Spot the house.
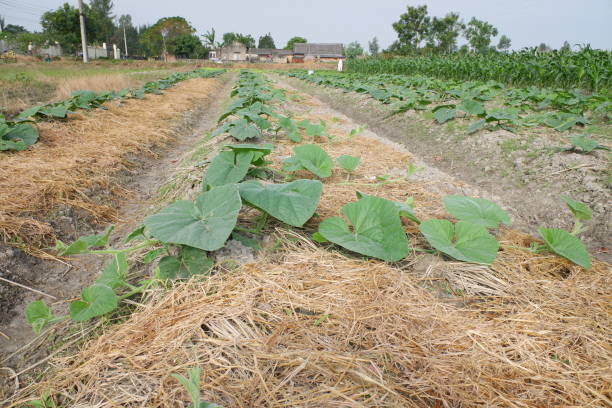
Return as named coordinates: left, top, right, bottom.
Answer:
left=247, top=48, right=293, bottom=63
left=218, top=42, right=248, bottom=61
left=293, top=43, right=345, bottom=62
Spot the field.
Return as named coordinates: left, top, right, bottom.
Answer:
left=0, top=56, right=610, bottom=408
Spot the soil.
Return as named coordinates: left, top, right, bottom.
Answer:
left=279, top=75, right=612, bottom=262
left=0, top=73, right=236, bottom=366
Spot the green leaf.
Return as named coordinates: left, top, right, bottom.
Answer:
left=311, top=231, right=329, bottom=243
left=16, top=105, right=43, bottom=121
left=40, top=105, right=69, bottom=118
left=143, top=247, right=167, bottom=263
left=56, top=226, right=114, bottom=256
left=569, top=134, right=608, bottom=153
left=283, top=144, right=333, bottom=178
left=538, top=227, right=591, bottom=269
left=561, top=195, right=592, bottom=221
left=124, top=225, right=145, bottom=243
left=355, top=191, right=420, bottom=224
left=277, top=116, right=301, bottom=142
left=239, top=180, right=323, bottom=227
left=231, top=231, right=261, bottom=250
left=3, top=124, right=39, bottom=146
left=459, top=99, right=485, bottom=115
left=443, top=195, right=511, bottom=228
left=25, top=300, right=53, bottom=334
left=336, top=155, right=361, bottom=173
left=158, top=246, right=213, bottom=280
left=204, top=151, right=254, bottom=188
left=419, top=220, right=499, bottom=265
left=96, top=253, right=128, bottom=289
left=297, top=119, right=327, bottom=138
left=0, top=138, right=28, bottom=151
left=144, top=184, right=241, bottom=251
left=467, top=119, right=486, bottom=134
left=433, top=107, right=457, bottom=124
left=318, top=196, right=409, bottom=262
left=69, top=284, right=119, bottom=322
left=224, top=143, right=274, bottom=166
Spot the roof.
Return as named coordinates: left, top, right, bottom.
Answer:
left=293, top=43, right=344, bottom=56
left=249, top=48, right=293, bottom=56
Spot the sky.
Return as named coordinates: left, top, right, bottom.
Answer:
left=3, top=0, right=612, bottom=51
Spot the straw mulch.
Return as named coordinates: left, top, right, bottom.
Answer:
left=10, top=234, right=610, bottom=407
left=7, top=77, right=611, bottom=408
left=0, top=77, right=224, bottom=251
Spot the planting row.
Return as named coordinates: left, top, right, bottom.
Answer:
left=0, top=68, right=225, bottom=152
left=285, top=70, right=610, bottom=150
left=25, top=71, right=595, bottom=336
left=347, top=47, right=612, bottom=92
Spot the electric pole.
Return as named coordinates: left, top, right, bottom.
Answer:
left=123, top=24, right=128, bottom=58
left=78, top=0, right=89, bottom=62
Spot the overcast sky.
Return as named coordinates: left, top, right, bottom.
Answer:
left=4, top=0, right=612, bottom=50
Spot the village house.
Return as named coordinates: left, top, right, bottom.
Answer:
left=213, top=42, right=346, bottom=63
left=293, top=43, right=345, bottom=62
left=247, top=48, right=293, bottom=63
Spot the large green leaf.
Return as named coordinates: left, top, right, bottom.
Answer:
left=467, top=119, right=486, bottom=134
left=239, top=180, right=323, bottom=227
left=204, top=151, right=254, bottom=188
left=443, top=195, right=511, bottom=228
left=283, top=144, right=333, bottom=178
left=459, top=99, right=485, bottom=115
left=569, top=134, right=609, bottom=153
left=419, top=219, right=499, bottom=265
left=213, top=119, right=262, bottom=141
left=561, top=195, right=592, bottom=221
left=355, top=191, right=420, bottom=224
left=276, top=116, right=301, bottom=142
left=96, top=253, right=128, bottom=289
left=69, top=284, right=119, bottom=322
left=157, top=246, right=213, bottom=280
left=318, top=196, right=409, bottom=262
left=144, top=184, right=241, bottom=251
left=433, top=107, right=457, bottom=124
left=3, top=124, right=39, bottom=146
left=297, top=119, right=327, bottom=138
left=224, top=143, right=274, bottom=166
left=336, top=155, right=361, bottom=173
left=538, top=227, right=591, bottom=269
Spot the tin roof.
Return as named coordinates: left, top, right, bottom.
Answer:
left=293, top=43, right=344, bottom=56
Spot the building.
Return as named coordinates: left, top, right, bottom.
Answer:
left=218, top=42, right=248, bottom=61
left=293, top=43, right=345, bottom=62
left=247, top=48, right=293, bottom=63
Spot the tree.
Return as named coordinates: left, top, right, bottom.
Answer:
left=285, top=36, right=307, bottom=50
left=497, top=34, right=511, bottom=51
left=89, top=0, right=115, bottom=44
left=222, top=32, right=255, bottom=48
left=0, top=16, right=5, bottom=32
left=202, top=28, right=219, bottom=49
left=537, top=42, right=551, bottom=53
left=41, top=3, right=101, bottom=55
left=116, top=14, right=139, bottom=57
left=345, top=41, right=364, bottom=58
left=458, top=44, right=470, bottom=54
left=368, top=37, right=379, bottom=56
left=168, top=34, right=207, bottom=58
left=427, top=12, right=464, bottom=54
left=560, top=41, right=571, bottom=52
left=4, top=24, right=28, bottom=36
left=464, top=17, right=498, bottom=53
left=15, top=32, right=47, bottom=53
left=139, top=17, right=196, bottom=57
left=392, top=5, right=431, bottom=53
left=258, top=32, right=275, bottom=49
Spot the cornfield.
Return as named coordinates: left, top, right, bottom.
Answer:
left=347, top=47, right=612, bottom=92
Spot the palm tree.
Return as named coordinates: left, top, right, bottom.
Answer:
left=202, top=28, right=219, bottom=49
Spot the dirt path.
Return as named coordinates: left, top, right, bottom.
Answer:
left=0, top=73, right=235, bottom=367
left=279, top=75, right=611, bottom=262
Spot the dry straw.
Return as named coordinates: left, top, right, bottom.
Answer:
left=0, top=77, right=224, bottom=252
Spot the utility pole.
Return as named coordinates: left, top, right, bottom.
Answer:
left=123, top=24, right=128, bottom=58
left=77, top=0, right=89, bottom=62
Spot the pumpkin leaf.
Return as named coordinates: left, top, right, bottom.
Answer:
left=538, top=227, right=591, bottom=269
left=336, top=155, right=361, bottom=173
left=443, top=195, right=511, bottom=228
left=419, top=219, right=499, bottom=265
left=144, top=184, right=241, bottom=251
left=283, top=144, right=333, bottom=178
left=239, top=179, right=323, bottom=227
left=204, top=151, right=254, bottom=188
left=318, top=196, right=409, bottom=262
left=157, top=246, right=213, bottom=280
left=69, top=284, right=119, bottom=322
